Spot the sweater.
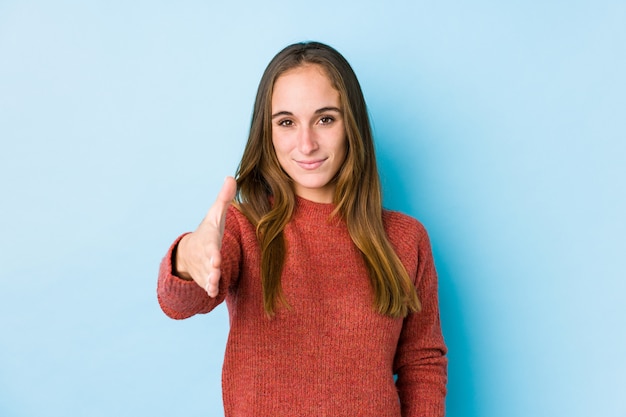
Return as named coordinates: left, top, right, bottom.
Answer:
left=157, top=196, right=447, bottom=417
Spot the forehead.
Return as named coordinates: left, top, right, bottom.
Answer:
left=271, top=64, right=340, bottom=109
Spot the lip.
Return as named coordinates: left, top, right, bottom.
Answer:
left=295, top=158, right=327, bottom=170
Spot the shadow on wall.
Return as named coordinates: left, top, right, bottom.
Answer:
left=376, top=119, right=478, bottom=417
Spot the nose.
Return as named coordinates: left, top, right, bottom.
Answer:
left=297, top=126, right=318, bottom=155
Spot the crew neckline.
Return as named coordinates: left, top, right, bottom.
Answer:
left=294, top=195, right=338, bottom=222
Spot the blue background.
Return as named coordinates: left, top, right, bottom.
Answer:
left=1, top=1, right=624, bottom=416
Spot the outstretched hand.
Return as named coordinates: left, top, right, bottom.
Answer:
left=175, top=177, right=237, bottom=297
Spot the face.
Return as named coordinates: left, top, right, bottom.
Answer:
left=271, top=64, right=347, bottom=203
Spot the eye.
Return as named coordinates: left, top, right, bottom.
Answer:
left=319, top=116, right=334, bottom=125
left=278, top=119, right=294, bottom=127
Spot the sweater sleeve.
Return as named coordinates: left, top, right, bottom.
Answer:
left=156, top=206, right=242, bottom=320
left=393, top=226, right=448, bottom=417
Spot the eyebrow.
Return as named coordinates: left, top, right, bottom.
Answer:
left=271, top=106, right=342, bottom=119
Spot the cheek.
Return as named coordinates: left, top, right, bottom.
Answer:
left=272, top=130, right=299, bottom=159
left=271, top=138, right=292, bottom=173
left=336, top=136, right=348, bottom=162
left=271, top=138, right=286, bottom=160
left=272, top=129, right=286, bottom=149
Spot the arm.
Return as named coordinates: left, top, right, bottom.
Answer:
left=157, top=234, right=214, bottom=319
left=156, top=177, right=240, bottom=319
left=394, top=228, right=448, bottom=417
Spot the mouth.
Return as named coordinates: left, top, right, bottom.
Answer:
left=295, top=158, right=327, bottom=170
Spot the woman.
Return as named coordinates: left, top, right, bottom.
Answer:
left=157, top=41, right=447, bottom=416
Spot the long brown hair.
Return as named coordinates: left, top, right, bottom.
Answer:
left=235, top=41, right=420, bottom=318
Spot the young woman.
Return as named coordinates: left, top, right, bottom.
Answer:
left=157, top=41, right=447, bottom=417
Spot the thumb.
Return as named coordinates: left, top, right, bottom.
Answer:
left=216, top=176, right=237, bottom=207
left=204, top=176, right=237, bottom=229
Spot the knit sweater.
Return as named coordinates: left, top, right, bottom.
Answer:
left=157, top=197, right=447, bottom=417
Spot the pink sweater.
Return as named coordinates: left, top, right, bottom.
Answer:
left=158, top=197, right=447, bottom=416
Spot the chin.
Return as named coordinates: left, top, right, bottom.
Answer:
left=297, top=178, right=331, bottom=190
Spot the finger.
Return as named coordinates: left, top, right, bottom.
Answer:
left=201, top=177, right=237, bottom=230
left=212, top=176, right=237, bottom=216
left=206, top=270, right=221, bottom=298
left=216, top=176, right=237, bottom=206
left=205, top=256, right=221, bottom=297
left=206, top=249, right=222, bottom=270
left=201, top=251, right=222, bottom=296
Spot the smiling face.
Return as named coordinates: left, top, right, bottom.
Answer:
left=271, top=64, right=347, bottom=203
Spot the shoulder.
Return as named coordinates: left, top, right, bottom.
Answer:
left=225, top=204, right=256, bottom=239
left=382, top=210, right=433, bottom=273
left=382, top=210, right=438, bottom=286
left=382, top=209, right=429, bottom=243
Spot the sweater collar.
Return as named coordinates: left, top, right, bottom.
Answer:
left=293, top=195, right=339, bottom=224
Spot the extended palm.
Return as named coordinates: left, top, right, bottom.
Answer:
left=175, top=177, right=237, bottom=297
